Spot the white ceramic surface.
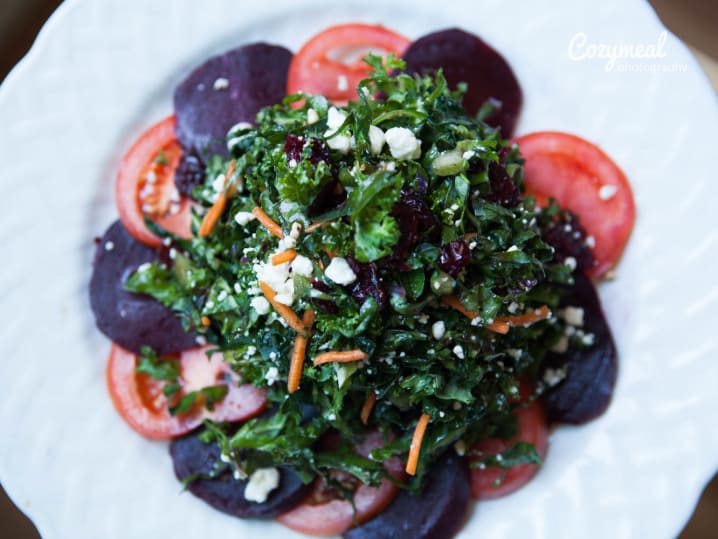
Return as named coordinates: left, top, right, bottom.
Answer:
left=1, top=0, right=717, bottom=538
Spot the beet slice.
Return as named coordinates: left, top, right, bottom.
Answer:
left=542, top=272, right=618, bottom=424
left=174, top=43, right=292, bottom=161
left=170, top=429, right=311, bottom=519
left=344, top=451, right=470, bottom=539
left=89, top=220, right=197, bottom=355
left=402, top=28, right=522, bottom=136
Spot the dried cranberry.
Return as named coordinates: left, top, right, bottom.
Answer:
left=438, top=239, right=472, bottom=276
left=175, top=150, right=206, bottom=198
left=283, top=133, right=305, bottom=164
left=385, top=190, right=440, bottom=268
left=282, top=134, right=330, bottom=166
left=311, top=280, right=332, bottom=293
left=543, top=211, right=597, bottom=272
left=486, top=161, right=519, bottom=207
left=347, top=258, right=388, bottom=311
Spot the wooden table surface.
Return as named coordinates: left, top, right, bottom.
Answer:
left=1, top=1, right=716, bottom=538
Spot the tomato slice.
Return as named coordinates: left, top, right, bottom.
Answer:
left=106, top=344, right=267, bottom=440
left=115, top=116, right=194, bottom=247
left=469, top=401, right=548, bottom=499
left=276, top=431, right=405, bottom=536
left=513, top=131, right=635, bottom=278
left=287, top=24, right=411, bottom=105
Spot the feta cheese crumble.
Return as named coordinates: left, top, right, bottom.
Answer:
left=384, top=127, right=421, bottom=160
left=368, top=125, right=385, bottom=155
left=431, top=321, right=446, bottom=340
left=291, top=255, right=313, bottom=277
left=234, top=211, right=256, bottom=226
left=559, top=306, right=584, bottom=327
left=244, top=468, right=280, bottom=504
left=213, top=77, right=229, bottom=90
left=306, top=108, right=320, bottom=125
left=324, top=107, right=353, bottom=154
left=251, top=296, right=271, bottom=315
left=598, top=184, right=618, bottom=200
left=452, top=345, right=465, bottom=359
left=324, top=257, right=357, bottom=285
left=265, top=366, right=280, bottom=385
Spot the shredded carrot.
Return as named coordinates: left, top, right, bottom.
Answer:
left=440, top=295, right=479, bottom=320
left=463, top=232, right=478, bottom=240
left=360, top=392, right=377, bottom=425
left=271, top=249, right=297, bottom=265
left=406, top=413, right=431, bottom=476
left=313, top=350, right=368, bottom=366
left=491, top=305, right=551, bottom=332
left=288, top=309, right=315, bottom=394
left=251, top=207, right=284, bottom=239
left=440, top=295, right=550, bottom=335
left=258, top=281, right=306, bottom=333
left=306, top=221, right=328, bottom=233
left=198, top=161, right=236, bottom=237
left=485, top=320, right=510, bottom=334
left=201, top=316, right=211, bottom=327
left=324, top=247, right=338, bottom=258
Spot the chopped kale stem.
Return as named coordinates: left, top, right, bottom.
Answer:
left=127, top=55, right=586, bottom=491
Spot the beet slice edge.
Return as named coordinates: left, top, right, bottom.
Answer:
left=89, top=220, right=197, bottom=356
left=170, top=428, right=311, bottom=519
left=542, top=272, right=618, bottom=425
left=343, top=451, right=470, bottom=539
left=402, top=28, right=522, bottom=136
left=174, top=42, right=292, bottom=162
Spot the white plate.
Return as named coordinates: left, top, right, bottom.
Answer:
left=1, top=0, right=717, bottom=537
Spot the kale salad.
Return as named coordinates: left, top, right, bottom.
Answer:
left=90, top=24, right=631, bottom=539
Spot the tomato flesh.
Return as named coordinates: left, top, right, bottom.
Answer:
left=276, top=431, right=405, bottom=536
left=115, top=116, right=194, bottom=247
left=469, top=401, right=548, bottom=499
left=106, top=344, right=267, bottom=440
left=514, top=131, right=635, bottom=278
left=287, top=24, right=411, bottom=105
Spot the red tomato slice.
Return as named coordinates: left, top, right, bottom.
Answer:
left=513, top=131, right=635, bottom=278
left=116, top=116, right=194, bottom=247
left=287, top=24, right=411, bottom=105
left=276, top=431, right=405, bottom=536
left=469, top=401, right=548, bottom=499
left=106, top=344, right=267, bottom=440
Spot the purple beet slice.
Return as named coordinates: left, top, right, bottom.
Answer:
left=402, top=28, right=522, bottom=136
left=174, top=43, right=292, bottom=161
left=89, top=220, right=197, bottom=356
left=542, top=272, right=617, bottom=424
left=170, top=429, right=311, bottom=519
left=343, top=451, right=470, bottom=539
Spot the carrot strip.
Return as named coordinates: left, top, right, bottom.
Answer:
left=406, top=413, right=431, bottom=476
left=440, top=295, right=479, bottom=320
left=288, top=309, right=315, bottom=394
left=491, top=305, right=551, bottom=331
left=313, top=350, right=368, bottom=366
left=440, top=296, right=550, bottom=335
left=306, top=221, right=328, bottom=233
left=271, top=249, right=297, bottom=265
left=252, top=207, right=284, bottom=238
left=199, top=161, right=236, bottom=237
left=485, top=320, right=510, bottom=334
left=201, top=316, right=211, bottom=327
left=360, top=392, right=377, bottom=425
left=258, top=281, right=305, bottom=333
